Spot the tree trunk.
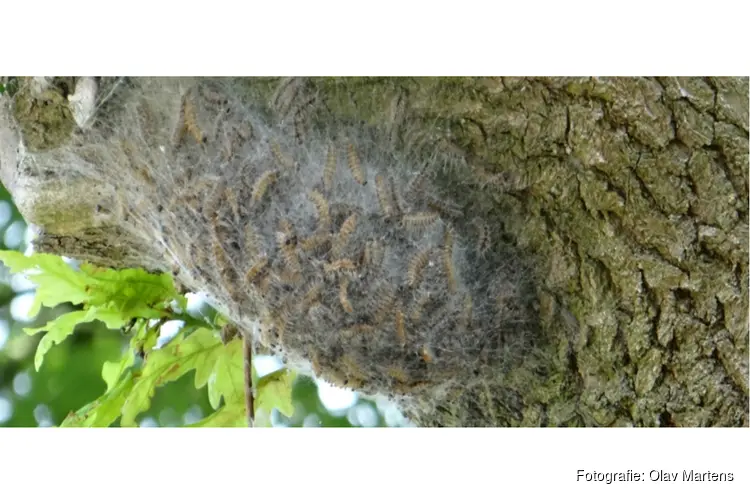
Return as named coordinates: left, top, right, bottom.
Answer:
left=1, top=77, right=747, bottom=427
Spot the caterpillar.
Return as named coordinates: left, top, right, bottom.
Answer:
left=443, top=227, right=457, bottom=294
left=406, top=248, right=431, bottom=288
left=182, top=92, right=205, bottom=144
left=212, top=240, right=243, bottom=302
left=347, top=142, right=367, bottom=185
left=271, top=77, right=304, bottom=117
left=332, top=213, right=357, bottom=258
left=474, top=218, right=491, bottom=256
left=426, top=194, right=462, bottom=218
left=301, top=280, right=324, bottom=313
left=339, top=277, right=354, bottom=314
left=324, top=259, right=357, bottom=274
left=245, top=256, right=269, bottom=286
left=362, top=240, right=385, bottom=269
left=300, top=232, right=331, bottom=253
left=211, top=240, right=232, bottom=276
left=292, top=95, right=316, bottom=144
left=251, top=170, right=278, bottom=205
left=277, top=220, right=301, bottom=275
left=270, top=141, right=296, bottom=169
left=375, top=175, right=395, bottom=217
left=225, top=187, right=240, bottom=221
left=244, top=223, right=260, bottom=258
left=309, top=190, right=331, bottom=232
left=202, top=181, right=226, bottom=221
left=370, top=284, right=396, bottom=324
left=323, top=142, right=337, bottom=192
left=401, top=212, right=439, bottom=233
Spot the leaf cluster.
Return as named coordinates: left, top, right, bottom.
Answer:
left=0, top=250, right=295, bottom=427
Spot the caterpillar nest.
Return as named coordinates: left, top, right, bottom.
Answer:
left=29, top=78, right=538, bottom=406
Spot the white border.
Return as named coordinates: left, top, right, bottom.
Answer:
left=0, top=1, right=748, bottom=75
left=0, top=429, right=748, bottom=498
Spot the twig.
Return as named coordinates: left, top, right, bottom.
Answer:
left=243, top=332, right=255, bottom=427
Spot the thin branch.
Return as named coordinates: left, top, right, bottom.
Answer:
left=243, top=332, right=255, bottom=427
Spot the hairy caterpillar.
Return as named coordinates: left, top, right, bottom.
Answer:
left=443, top=227, right=457, bottom=294
left=332, top=213, right=357, bottom=258
left=370, top=284, right=397, bottom=324
left=339, top=277, right=354, bottom=314
left=271, top=77, right=304, bottom=117
left=300, top=232, right=331, bottom=253
left=245, top=256, right=269, bottom=286
left=180, top=92, right=205, bottom=144
left=375, top=174, right=395, bottom=216
left=301, top=280, right=324, bottom=312
left=270, top=141, right=296, bottom=169
left=323, top=142, right=337, bottom=192
left=324, top=259, right=357, bottom=275
left=244, top=223, right=260, bottom=257
left=277, top=220, right=301, bottom=277
left=426, top=194, right=462, bottom=218
left=407, top=248, right=431, bottom=288
left=292, top=95, right=316, bottom=144
left=402, top=212, right=439, bottom=232
left=474, top=218, right=491, bottom=256
left=225, top=187, right=240, bottom=221
left=309, top=190, right=331, bottom=231
left=363, top=240, right=385, bottom=269
left=347, top=142, right=367, bottom=185
left=251, top=170, right=278, bottom=205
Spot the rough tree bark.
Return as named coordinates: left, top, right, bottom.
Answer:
left=0, top=77, right=747, bottom=427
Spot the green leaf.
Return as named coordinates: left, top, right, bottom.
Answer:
left=24, top=306, right=130, bottom=371
left=0, top=251, right=180, bottom=321
left=102, top=349, right=136, bottom=392
left=120, top=328, right=223, bottom=426
left=25, top=309, right=90, bottom=371
left=208, top=337, right=245, bottom=408
left=185, top=403, right=247, bottom=428
left=79, top=264, right=180, bottom=319
left=60, top=371, right=136, bottom=427
left=0, top=251, right=92, bottom=316
left=256, top=368, right=296, bottom=418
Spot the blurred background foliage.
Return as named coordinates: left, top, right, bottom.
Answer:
left=0, top=184, right=412, bottom=428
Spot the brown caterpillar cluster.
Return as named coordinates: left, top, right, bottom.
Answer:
left=59, top=78, right=537, bottom=402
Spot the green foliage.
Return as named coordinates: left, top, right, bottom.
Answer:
left=186, top=402, right=246, bottom=427
left=60, top=371, right=136, bottom=427
left=25, top=309, right=121, bottom=371
left=0, top=250, right=297, bottom=427
left=256, top=368, right=295, bottom=418
left=0, top=251, right=182, bottom=319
